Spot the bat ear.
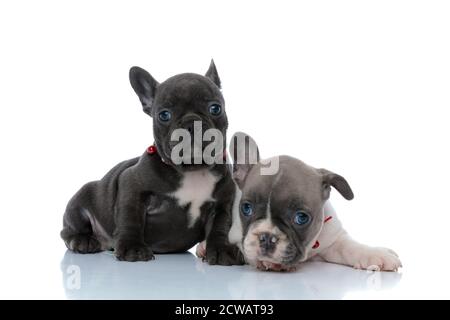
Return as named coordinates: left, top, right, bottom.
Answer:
left=129, top=66, right=159, bottom=116
left=205, top=59, right=221, bottom=89
left=318, top=168, right=354, bottom=201
left=229, top=132, right=260, bottom=188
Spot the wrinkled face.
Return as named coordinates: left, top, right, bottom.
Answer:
left=238, top=157, right=326, bottom=271
left=229, top=132, right=354, bottom=271
left=152, top=74, right=227, bottom=170
left=129, top=62, right=227, bottom=172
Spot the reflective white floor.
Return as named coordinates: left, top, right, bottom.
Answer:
left=59, top=250, right=402, bottom=300
left=1, top=235, right=449, bottom=300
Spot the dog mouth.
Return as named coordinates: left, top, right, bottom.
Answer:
left=162, top=141, right=225, bottom=170
left=248, top=243, right=302, bottom=272
left=241, top=224, right=301, bottom=272
left=255, top=258, right=297, bottom=272
left=178, top=162, right=212, bottom=171
left=160, top=149, right=219, bottom=171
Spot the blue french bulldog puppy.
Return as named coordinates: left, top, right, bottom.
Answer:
left=225, top=132, right=402, bottom=272
left=61, top=61, right=241, bottom=264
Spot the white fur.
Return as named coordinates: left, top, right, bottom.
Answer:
left=196, top=241, right=206, bottom=258
left=228, top=183, right=290, bottom=267
left=305, top=201, right=343, bottom=260
left=169, top=170, right=219, bottom=227
left=309, top=202, right=402, bottom=271
left=319, top=232, right=402, bottom=271
left=228, top=184, right=243, bottom=250
left=241, top=212, right=289, bottom=268
left=265, top=197, right=272, bottom=220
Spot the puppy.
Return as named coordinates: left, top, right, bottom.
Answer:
left=225, top=132, right=402, bottom=271
left=61, top=61, right=240, bottom=264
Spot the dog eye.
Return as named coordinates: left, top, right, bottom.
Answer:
left=158, top=110, right=172, bottom=122
left=209, top=104, right=222, bottom=116
left=294, top=211, right=310, bottom=225
left=240, top=202, right=253, bottom=216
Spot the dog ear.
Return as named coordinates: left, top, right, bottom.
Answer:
left=318, top=169, right=354, bottom=200
left=229, top=132, right=260, bottom=188
left=129, top=66, right=159, bottom=116
left=205, top=59, right=221, bottom=89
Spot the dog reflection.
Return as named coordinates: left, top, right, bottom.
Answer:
left=61, top=250, right=401, bottom=299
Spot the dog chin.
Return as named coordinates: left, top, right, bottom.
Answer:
left=254, top=258, right=298, bottom=272
left=247, top=250, right=303, bottom=272
left=160, top=151, right=213, bottom=171
left=178, top=163, right=212, bottom=171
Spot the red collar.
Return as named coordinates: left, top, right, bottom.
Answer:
left=146, top=145, right=157, bottom=155
left=312, top=215, right=333, bottom=249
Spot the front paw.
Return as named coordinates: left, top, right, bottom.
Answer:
left=115, top=240, right=154, bottom=262
left=196, top=241, right=206, bottom=259
left=205, top=244, right=245, bottom=266
left=353, top=247, right=402, bottom=271
left=65, top=234, right=101, bottom=254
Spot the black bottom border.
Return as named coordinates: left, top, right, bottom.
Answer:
left=0, top=300, right=446, bottom=318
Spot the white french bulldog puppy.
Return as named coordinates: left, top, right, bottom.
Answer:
left=223, top=132, right=402, bottom=272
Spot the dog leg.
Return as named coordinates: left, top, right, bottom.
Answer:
left=113, top=182, right=154, bottom=262
left=318, top=232, right=402, bottom=271
left=60, top=182, right=102, bottom=254
left=205, top=201, right=245, bottom=266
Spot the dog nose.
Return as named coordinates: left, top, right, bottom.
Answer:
left=182, top=120, right=200, bottom=134
left=259, top=233, right=278, bottom=254
left=184, top=122, right=194, bottom=134
left=180, top=114, right=206, bottom=134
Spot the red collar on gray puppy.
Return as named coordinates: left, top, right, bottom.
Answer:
left=147, top=145, right=157, bottom=155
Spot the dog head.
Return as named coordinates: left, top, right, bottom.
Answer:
left=129, top=60, right=227, bottom=171
left=228, top=132, right=354, bottom=271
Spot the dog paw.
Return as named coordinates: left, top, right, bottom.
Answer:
left=352, top=247, right=402, bottom=271
left=115, top=240, right=154, bottom=262
left=196, top=241, right=206, bottom=259
left=66, top=234, right=101, bottom=253
left=205, top=244, right=245, bottom=266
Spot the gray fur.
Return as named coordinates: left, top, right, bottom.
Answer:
left=229, top=132, right=353, bottom=267
left=61, top=61, right=240, bottom=264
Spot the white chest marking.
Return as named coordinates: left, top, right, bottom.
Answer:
left=169, top=170, right=219, bottom=227
left=228, top=183, right=243, bottom=250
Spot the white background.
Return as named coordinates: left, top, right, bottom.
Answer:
left=0, top=0, right=449, bottom=299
